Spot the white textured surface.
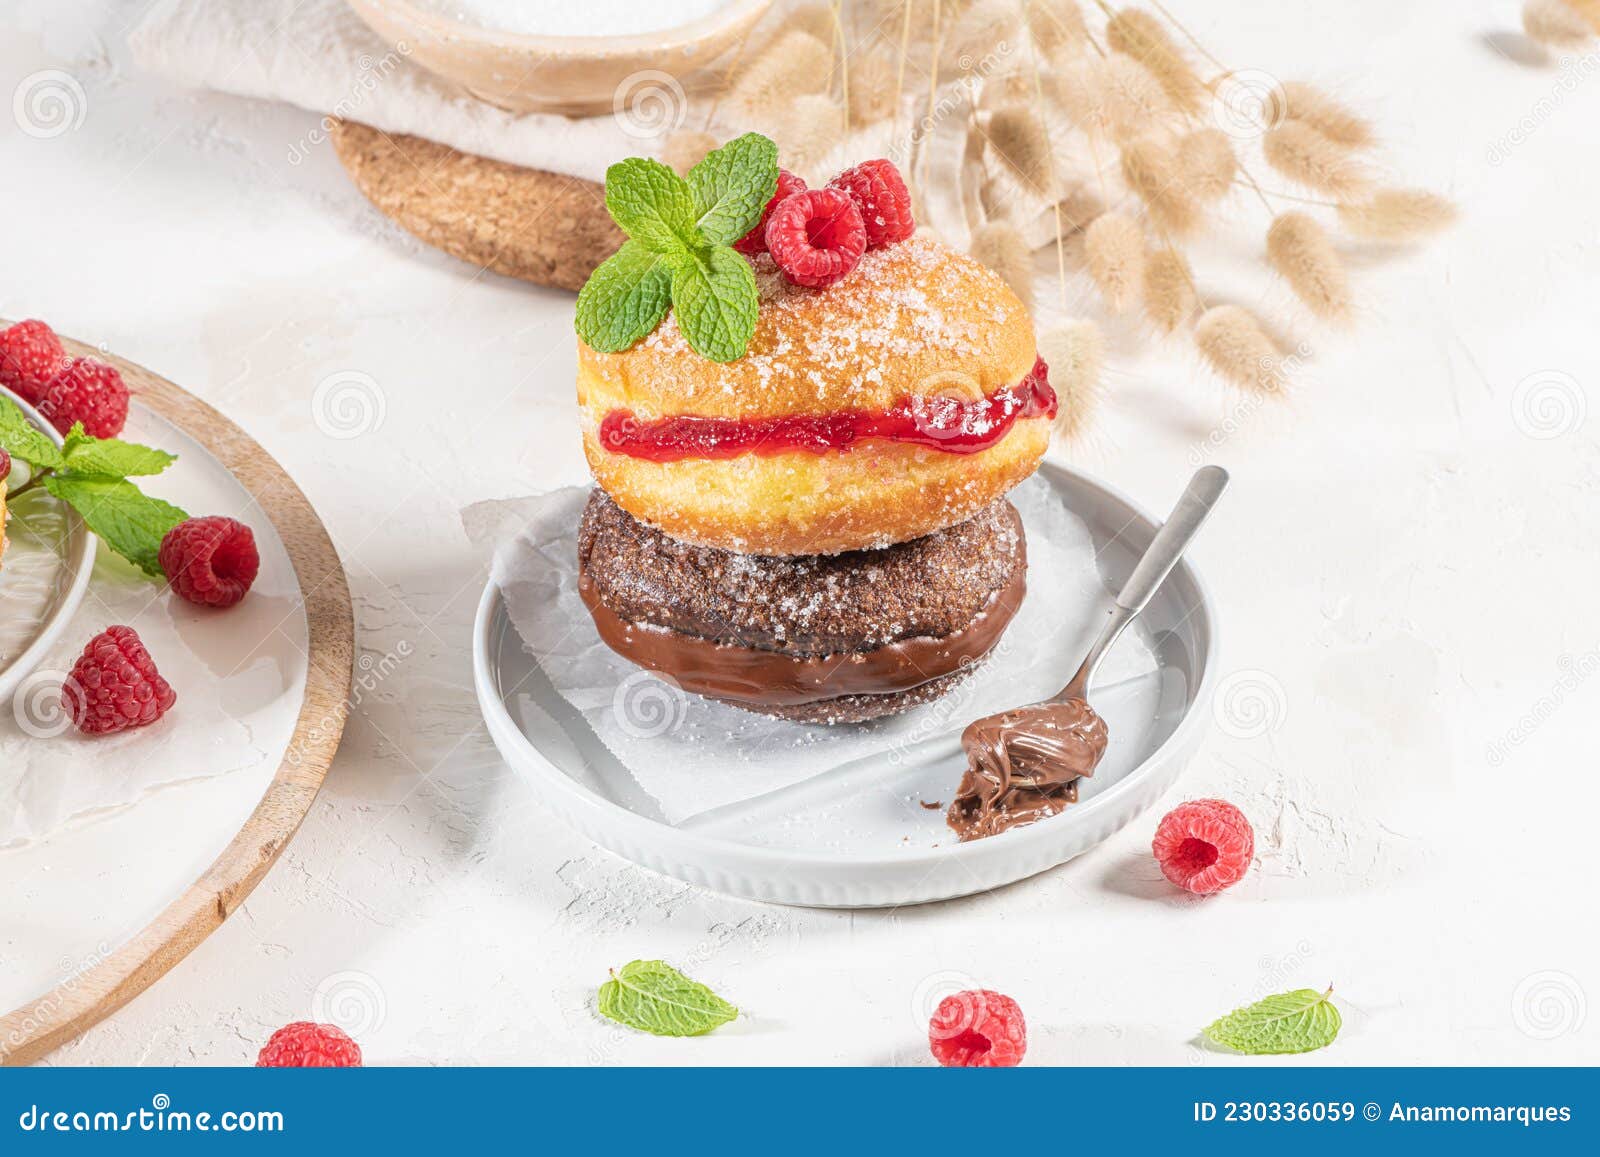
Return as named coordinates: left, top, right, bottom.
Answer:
left=2, top=0, right=1598, bottom=1064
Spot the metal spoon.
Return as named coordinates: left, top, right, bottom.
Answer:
left=965, top=465, right=1230, bottom=788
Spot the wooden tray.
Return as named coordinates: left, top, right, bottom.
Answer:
left=0, top=334, right=354, bottom=1065
left=331, top=119, right=619, bottom=292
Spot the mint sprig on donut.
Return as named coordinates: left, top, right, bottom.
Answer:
left=576, top=133, right=778, bottom=364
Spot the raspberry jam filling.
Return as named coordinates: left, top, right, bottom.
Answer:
left=599, top=356, right=1058, bottom=461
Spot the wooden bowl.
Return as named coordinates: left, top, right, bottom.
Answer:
left=345, top=0, right=773, bottom=116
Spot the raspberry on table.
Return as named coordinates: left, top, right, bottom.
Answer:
left=1151, top=798, right=1254, bottom=895
left=928, top=988, right=1027, bottom=1067
left=764, top=188, right=867, bottom=288
left=826, top=158, right=916, bottom=248
left=733, top=168, right=807, bottom=256
left=36, top=357, right=129, bottom=438
left=160, top=516, right=261, bottom=609
left=256, top=1022, right=363, bottom=1068
left=62, top=625, right=177, bottom=736
left=0, top=319, right=68, bottom=405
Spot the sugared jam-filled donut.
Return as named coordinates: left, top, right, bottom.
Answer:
left=577, top=490, right=1027, bottom=724
left=577, top=236, right=1055, bottom=556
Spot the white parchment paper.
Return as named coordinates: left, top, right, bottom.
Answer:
left=464, top=477, right=1157, bottom=825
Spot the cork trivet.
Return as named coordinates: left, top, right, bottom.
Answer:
left=0, top=330, right=355, bottom=1065
left=331, top=119, right=621, bottom=292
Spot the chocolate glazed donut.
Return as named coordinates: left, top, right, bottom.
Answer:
left=577, top=491, right=1028, bottom=724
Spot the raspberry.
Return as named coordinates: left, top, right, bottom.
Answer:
left=928, top=989, right=1027, bottom=1067
left=36, top=357, right=129, bottom=438
left=0, top=448, right=10, bottom=485
left=826, top=158, right=916, bottom=248
left=733, top=168, right=808, bottom=256
left=256, top=1022, right=363, bottom=1068
left=0, top=319, right=67, bottom=404
left=765, top=188, right=868, bottom=288
left=160, top=516, right=260, bottom=609
left=1152, top=798, right=1254, bottom=895
left=62, top=625, right=177, bottom=736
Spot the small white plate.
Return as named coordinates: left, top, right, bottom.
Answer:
left=0, top=387, right=96, bottom=703
left=474, top=463, right=1219, bottom=908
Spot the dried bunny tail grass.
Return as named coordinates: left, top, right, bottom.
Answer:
left=987, top=106, right=1056, bottom=196
left=1121, top=136, right=1201, bottom=234
left=726, top=31, right=834, bottom=125
left=772, top=94, right=846, bottom=180
left=1085, top=212, right=1146, bottom=312
left=1038, top=320, right=1105, bottom=443
left=786, top=1, right=840, bottom=46
left=1523, top=0, right=1596, bottom=45
left=1105, top=8, right=1208, bottom=116
left=1142, top=246, right=1199, bottom=333
left=1048, top=56, right=1176, bottom=143
left=1568, top=0, right=1600, bottom=33
left=1268, top=82, right=1374, bottom=150
left=1056, top=184, right=1108, bottom=232
left=1336, top=187, right=1458, bottom=242
left=1266, top=211, right=1351, bottom=321
left=1263, top=120, right=1371, bottom=198
left=968, top=222, right=1037, bottom=312
left=1177, top=128, right=1237, bottom=201
left=980, top=63, right=1037, bottom=111
left=660, top=130, right=718, bottom=175
left=1028, top=0, right=1091, bottom=58
left=849, top=44, right=901, bottom=125
left=945, top=0, right=1024, bottom=72
left=1195, top=305, right=1285, bottom=395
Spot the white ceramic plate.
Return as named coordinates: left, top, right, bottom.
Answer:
left=0, top=386, right=96, bottom=703
left=0, top=394, right=310, bottom=1020
left=474, top=463, right=1219, bottom=908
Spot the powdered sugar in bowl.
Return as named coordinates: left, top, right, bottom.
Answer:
left=345, top=0, right=775, bottom=116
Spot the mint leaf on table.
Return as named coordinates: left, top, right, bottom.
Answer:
left=1203, top=986, right=1342, bottom=1055
left=0, top=396, right=65, bottom=471
left=603, top=157, right=700, bottom=256
left=41, top=474, right=188, bottom=577
left=575, top=240, right=674, bottom=353
left=686, top=132, right=779, bottom=246
left=597, top=960, right=738, bottom=1037
left=668, top=246, right=760, bottom=364
left=61, top=423, right=178, bottom=477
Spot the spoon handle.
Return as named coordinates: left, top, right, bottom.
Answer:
left=1059, top=465, right=1229, bottom=699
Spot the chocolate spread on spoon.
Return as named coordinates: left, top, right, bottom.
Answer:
left=946, top=697, right=1109, bottom=841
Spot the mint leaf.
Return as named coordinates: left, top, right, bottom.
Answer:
left=687, top=132, right=779, bottom=246
left=1204, top=987, right=1342, bottom=1055
left=668, top=246, right=759, bottom=363
left=604, top=157, right=699, bottom=256
left=597, top=960, right=738, bottom=1037
left=0, top=396, right=65, bottom=471
left=62, top=424, right=177, bottom=478
left=42, top=474, right=188, bottom=577
left=575, top=240, right=673, bottom=353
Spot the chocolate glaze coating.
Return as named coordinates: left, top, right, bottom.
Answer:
left=577, top=490, right=1028, bottom=723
